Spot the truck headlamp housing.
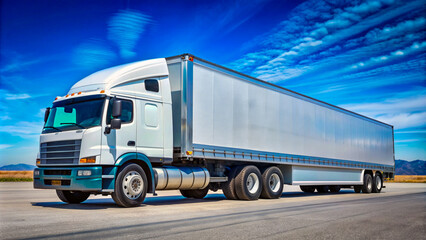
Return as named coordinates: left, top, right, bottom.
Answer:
left=80, top=156, right=96, bottom=164
left=34, top=170, right=40, bottom=176
left=77, top=170, right=92, bottom=176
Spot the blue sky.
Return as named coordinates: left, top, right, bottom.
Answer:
left=0, top=0, right=425, bottom=166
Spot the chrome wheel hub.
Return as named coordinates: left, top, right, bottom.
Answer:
left=376, top=176, right=382, bottom=190
left=246, top=173, right=260, bottom=194
left=122, top=171, right=143, bottom=199
left=269, top=173, right=281, bottom=193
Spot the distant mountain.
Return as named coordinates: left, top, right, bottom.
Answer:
left=0, top=164, right=36, bottom=171
left=395, top=160, right=426, bottom=175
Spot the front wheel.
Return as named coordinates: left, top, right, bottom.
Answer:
left=56, top=190, right=90, bottom=203
left=112, top=163, right=148, bottom=207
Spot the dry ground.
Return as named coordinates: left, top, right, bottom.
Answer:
left=0, top=171, right=33, bottom=182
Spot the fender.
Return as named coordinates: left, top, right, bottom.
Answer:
left=115, top=152, right=156, bottom=194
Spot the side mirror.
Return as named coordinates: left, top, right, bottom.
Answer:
left=110, top=118, right=121, bottom=129
left=44, top=108, right=51, bottom=123
left=112, top=100, right=122, bottom=118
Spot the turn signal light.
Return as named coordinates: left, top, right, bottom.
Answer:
left=100, top=90, right=105, bottom=93
left=186, top=151, right=193, bottom=155
left=80, top=156, right=96, bottom=163
left=36, top=159, right=41, bottom=165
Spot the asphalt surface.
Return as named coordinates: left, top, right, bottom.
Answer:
left=0, top=182, right=425, bottom=240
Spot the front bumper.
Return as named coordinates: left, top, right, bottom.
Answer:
left=33, top=166, right=103, bottom=191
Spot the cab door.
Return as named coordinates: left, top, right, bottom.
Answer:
left=136, top=99, right=164, bottom=162
left=100, top=96, right=137, bottom=164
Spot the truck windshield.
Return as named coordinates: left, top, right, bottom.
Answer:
left=43, top=95, right=106, bottom=133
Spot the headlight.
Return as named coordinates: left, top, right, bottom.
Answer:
left=77, top=170, right=92, bottom=176
left=34, top=170, right=40, bottom=176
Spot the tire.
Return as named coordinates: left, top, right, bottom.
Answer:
left=329, top=186, right=341, bottom=193
left=56, top=190, right=90, bottom=203
left=300, top=186, right=316, bottom=193
left=180, top=188, right=209, bottom=199
left=362, top=173, right=373, bottom=194
left=316, top=186, right=329, bottom=193
left=372, top=173, right=383, bottom=193
left=260, top=166, right=284, bottom=199
left=235, top=165, right=262, bottom=200
left=112, top=163, right=148, bottom=207
left=180, top=189, right=193, bottom=198
left=222, top=166, right=242, bottom=200
left=354, top=186, right=362, bottom=193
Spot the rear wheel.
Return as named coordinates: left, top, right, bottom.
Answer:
left=300, top=186, right=316, bottom=193
left=112, top=163, right=148, bottom=207
left=56, top=190, right=90, bottom=203
left=222, top=166, right=242, bottom=200
left=260, top=166, right=284, bottom=199
left=316, top=186, right=329, bottom=193
left=180, top=188, right=209, bottom=199
left=362, top=173, right=373, bottom=194
left=329, top=186, right=341, bottom=193
left=372, top=173, right=383, bottom=193
left=235, top=165, right=262, bottom=200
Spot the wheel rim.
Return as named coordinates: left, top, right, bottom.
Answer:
left=376, top=175, right=382, bottom=190
left=122, top=171, right=144, bottom=199
left=367, top=177, right=372, bottom=191
left=269, top=173, right=281, bottom=193
left=246, top=173, right=260, bottom=194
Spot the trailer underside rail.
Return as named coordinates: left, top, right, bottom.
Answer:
left=191, top=144, right=394, bottom=172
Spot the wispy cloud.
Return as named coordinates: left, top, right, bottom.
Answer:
left=72, top=39, right=116, bottom=69
left=108, top=9, right=152, bottom=59
left=0, top=121, right=43, bottom=138
left=0, top=144, right=12, bottom=150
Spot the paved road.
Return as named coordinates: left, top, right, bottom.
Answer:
left=0, top=182, right=425, bottom=239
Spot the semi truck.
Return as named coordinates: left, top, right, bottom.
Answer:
left=34, top=54, right=395, bottom=207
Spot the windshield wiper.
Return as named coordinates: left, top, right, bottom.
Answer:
left=60, top=123, right=85, bottom=129
left=44, top=126, right=61, bottom=131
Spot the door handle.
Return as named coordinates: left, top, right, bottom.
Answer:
left=127, top=141, right=135, bottom=146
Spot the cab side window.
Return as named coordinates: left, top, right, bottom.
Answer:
left=106, top=99, right=133, bottom=124
left=145, top=79, right=159, bottom=92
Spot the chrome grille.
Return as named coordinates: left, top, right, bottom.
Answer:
left=40, top=140, right=81, bottom=165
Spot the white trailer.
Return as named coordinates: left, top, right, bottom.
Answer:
left=34, top=54, right=395, bottom=207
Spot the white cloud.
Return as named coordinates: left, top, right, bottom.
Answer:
left=229, top=0, right=424, bottom=84
left=5, top=93, right=30, bottom=100
left=0, top=144, right=12, bottom=150
left=350, top=41, right=426, bottom=69
left=72, top=39, right=116, bottom=69
left=108, top=10, right=152, bottom=59
left=366, top=17, right=426, bottom=43
left=0, top=121, right=44, bottom=138
left=376, top=112, right=426, bottom=129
